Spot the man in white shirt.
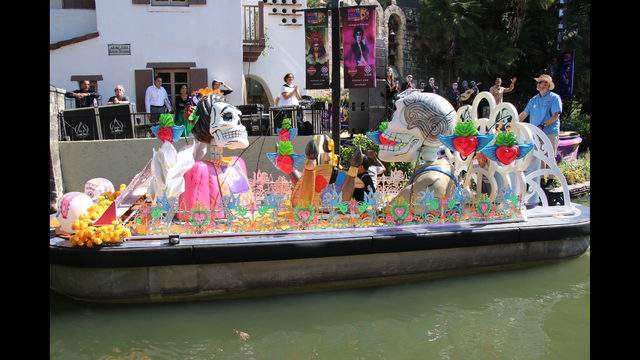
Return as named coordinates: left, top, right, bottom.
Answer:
left=145, top=76, right=173, bottom=122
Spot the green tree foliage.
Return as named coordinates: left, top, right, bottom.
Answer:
left=417, top=0, right=588, bottom=108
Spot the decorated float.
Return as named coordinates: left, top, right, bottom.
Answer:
left=50, top=91, right=589, bottom=303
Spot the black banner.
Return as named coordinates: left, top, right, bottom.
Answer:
left=97, top=104, right=134, bottom=139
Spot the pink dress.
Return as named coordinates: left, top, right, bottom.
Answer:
left=178, top=157, right=254, bottom=220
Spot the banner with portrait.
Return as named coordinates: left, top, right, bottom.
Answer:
left=341, top=6, right=377, bottom=88
left=305, top=9, right=330, bottom=89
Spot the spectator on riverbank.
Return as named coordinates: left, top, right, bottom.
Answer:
left=174, top=85, right=190, bottom=130
left=211, top=79, right=233, bottom=97
left=145, top=76, right=172, bottom=122
left=424, top=77, right=439, bottom=94
left=489, top=77, right=517, bottom=104
left=107, top=85, right=130, bottom=104
left=401, top=74, right=415, bottom=91
left=447, top=82, right=460, bottom=109
left=353, top=156, right=376, bottom=202
left=519, top=74, right=562, bottom=202
left=366, top=150, right=386, bottom=189
left=65, top=80, right=100, bottom=108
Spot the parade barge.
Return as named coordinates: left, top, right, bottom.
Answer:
left=50, top=91, right=590, bottom=303
left=50, top=204, right=589, bottom=303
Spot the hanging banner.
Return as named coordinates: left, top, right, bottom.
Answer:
left=305, top=9, right=330, bottom=89
left=554, top=50, right=575, bottom=100
left=341, top=6, right=377, bottom=88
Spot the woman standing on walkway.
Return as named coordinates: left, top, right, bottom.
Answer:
left=174, top=85, right=190, bottom=134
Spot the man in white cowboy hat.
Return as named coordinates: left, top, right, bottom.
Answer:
left=518, top=74, right=562, bottom=155
left=518, top=74, right=563, bottom=206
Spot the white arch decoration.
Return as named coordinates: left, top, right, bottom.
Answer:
left=444, top=91, right=577, bottom=217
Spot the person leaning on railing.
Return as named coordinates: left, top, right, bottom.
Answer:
left=107, top=85, right=130, bottom=104
left=65, top=79, right=100, bottom=108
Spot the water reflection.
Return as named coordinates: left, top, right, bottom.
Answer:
left=51, top=250, right=589, bottom=359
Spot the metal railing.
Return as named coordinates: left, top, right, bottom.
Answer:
left=243, top=3, right=264, bottom=45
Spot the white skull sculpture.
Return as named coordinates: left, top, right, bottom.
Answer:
left=378, top=92, right=456, bottom=163
left=203, top=97, right=249, bottom=149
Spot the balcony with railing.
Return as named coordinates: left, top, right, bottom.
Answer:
left=243, top=3, right=265, bottom=62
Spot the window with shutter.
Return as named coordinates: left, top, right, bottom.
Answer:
left=188, top=68, right=209, bottom=92
left=134, top=69, right=154, bottom=112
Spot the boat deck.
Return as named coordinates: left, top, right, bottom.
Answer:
left=50, top=204, right=589, bottom=269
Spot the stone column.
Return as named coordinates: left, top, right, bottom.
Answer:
left=50, top=86, right=66, bottom=212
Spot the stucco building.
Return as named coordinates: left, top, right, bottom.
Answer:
left=50, top=0, right=308, bottom=111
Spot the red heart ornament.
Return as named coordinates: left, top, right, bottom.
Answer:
left=495, top=145, right=520, bottom=165
left=279, top=129, right=290, bottom=141
left=452, top=136, right=478, bottom=157
left=298, top=210, right=310, bottom=222
left=314, top=175, right=328, bottom=193
left=158, top=127, right=173, bottom=143
left=276, top=155, right=294, bottom=174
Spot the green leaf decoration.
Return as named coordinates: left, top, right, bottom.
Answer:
left=495, top=132, right=518, bottom=147
left=378, top=121, right=389, bottom=132
left=453, top=121, right=478, bottom=136
left=336, top=202, right=349, bottom=215
left=237, top=207, right=247, bottom=217
left=277, top=141, right=294, bottom=156
left=281, top=118, right=292, bottom=130
left=159, top=113, right=175, bottom=127
left=429, top=199, right=439, bottom=210
left=258, top=205, right=271, bottom=216
left=357, top=201, right=369, bottom=214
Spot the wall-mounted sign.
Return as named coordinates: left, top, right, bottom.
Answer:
left=108, top=44, right=131, bottom=56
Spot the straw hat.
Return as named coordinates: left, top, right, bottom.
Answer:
left=533, top=74, right=555, bottom=90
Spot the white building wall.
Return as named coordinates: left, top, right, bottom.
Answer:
left=50, top=0, right=244, bottom=106
left=242, top=0, right=307, bottom=105
left=50, top=9, right=98, bottom=43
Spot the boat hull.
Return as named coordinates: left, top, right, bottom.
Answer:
left=50, top=205, right=590, bottom=303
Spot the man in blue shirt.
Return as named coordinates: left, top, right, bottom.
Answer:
left=518, top=74, right=563, bottom=207
left=518, top=74, right=562, bottom=152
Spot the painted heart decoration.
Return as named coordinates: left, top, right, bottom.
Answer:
left=189, top=210, right=210, bottom=226
left=392, top=204, right=410, bottom=222
left=495, top=145, right=520, bottom=165
left=477, top=201, right=492, bottom=216
left=452, top=136, right=478, bottom=157
left=158, top=127, right=173, bottom=143
left=295, top=208, right=315, bottom=224
left=276, top=155, right=294, bottom=175
left=279, top=129, right=291, bottom=141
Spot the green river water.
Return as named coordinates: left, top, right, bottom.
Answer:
left=51, top=197, right=590, bottom=360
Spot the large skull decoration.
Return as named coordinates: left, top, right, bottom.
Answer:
left=197, top=95, right=249, bottom=149
left=378, top=92, right=456, bottom=163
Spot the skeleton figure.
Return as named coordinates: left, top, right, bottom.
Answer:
left=178, top=95, right=254, bottom=219
left=377, top=92, right=457, bottom=202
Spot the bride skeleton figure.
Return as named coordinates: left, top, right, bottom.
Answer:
left=177, top=94, right=254, bottom=219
